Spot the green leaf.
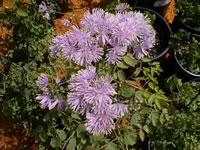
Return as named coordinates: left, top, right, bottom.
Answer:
left=139, top=129, right=145, bottom=141
left=151, top=112, right=159, bottom=126
left=117, top=61, right=129, bottom=69
left=135, top=91, right=143, bottom=100
left=105, top=142, right=119, bottom=150
left=131, top=112, right=141, bottom=125
left=123, top=55, right=138, bottom=67
left=155, top=98, right=162, bottom=110
left=124, top=134, right=137, bottom=146
left=71, top=113, right=82, bottom=120
left=141, top=58, right=151, bottom=63
left=66, top=138, right=76, bottom=150
left=143, top=125, right=150, bottom=134
left=121, top=87, right=135, bottom=98
left=148, top=94, right=156, bottom=104
left=148, top=82, right=156, bottom=90
left=50, top=138, right=60, bottom=148
left=160, top=113, right=165, bottom=124
left=117, top=70, right=126, bottom=81
left=17, top=8, right=28, bottom=17
left=90, top=134, right=105, bottom=143
left=56, top=129, right=67, bottom=141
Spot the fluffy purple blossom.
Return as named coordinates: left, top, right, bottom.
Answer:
left=68, top=67, right=97, bottom=90
left=36, top=74, right=48, bottom=90
left=84, top=76, right=116, bottom=106
left=68, top=68, right=127, bottom=134
left=85, top=112, right=115, bottom=135
left=50, top=34, right=69, bottom=57
left=81, top=9, right=118, bottom=45
left=115, top=3, right=130, bottom=11
left=68, top=67, right=97, bottom=113
left=38, top=1, right=55, bottom=20
left=36, top=94, right=67, bottom=110
left=106, top=46, right=127, bottom=64
left=131, top=12, right=156, bottom=58
left=55, top=77, right=61, bottom=84
left=61, top=19, right=71, bottom=26
left=36, top=94, right=52, bottom=109
left=36, top=74, right=67, bottom=110
left=85, top=103, right=127, bottom=134
left=49, top=99, right=67, bottom=110
left=39, top=1, right=47, bottom=13
left=43, top=12, right=50, bottom=20
left=50, top=26, right=104, bottom=66
left=67, top=93, right=88, bottom=114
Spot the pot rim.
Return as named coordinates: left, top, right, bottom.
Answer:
left=134, top=6, right=173, bottom=61
left=174, top=51, right=200, bottom=78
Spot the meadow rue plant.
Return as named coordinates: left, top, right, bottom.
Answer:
left=36, top=3, right=161, bottom=138
left=36, top=3, right=157, bottom=135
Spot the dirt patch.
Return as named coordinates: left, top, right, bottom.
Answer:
left=54, top=0, right=114, bottom=34
left=0, top=106, right=36, bottom=150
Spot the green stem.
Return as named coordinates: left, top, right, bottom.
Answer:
left=69, top=0, right=81, bottom=28
left=62, top=131, right=75, bottom=150
left=98, top=138, right=118, bottom=150
left=114, top=130, right=126, bottom=150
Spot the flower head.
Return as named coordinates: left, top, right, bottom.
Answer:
left=68, top=67, right=97, bottom=113
left=81, top=9, right=117, bottom=45
left=84, top=76, right=116, bottom=106
left=43, top=12, right=50, bottom=20
left=36, top=94, right=52, bottom=109
left=61, top=19, right=71, bottom=26
left=106, top=46, right=127, bottom=64
left=36, top=94, right=67, bottom=110
left=131, top=12, right=156, bottom=58
left=85, top=112, right=115, bottom=135
left=115, top=3, right=130, bottom=11
left=39, top=1, right=47, bottom=13
left=36, top=74, right=48, bottom=90
left=49, top=99, right=67, bottom=110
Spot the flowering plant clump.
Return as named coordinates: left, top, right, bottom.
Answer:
left=36, top=3, right=157, bottom=135
left=34, top=3, right=170, bottom=149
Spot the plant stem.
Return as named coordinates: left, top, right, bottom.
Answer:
left=62, top=131, right=75, bottom=150
left=98, top=138, right=118, bottom=150
left=114, top=130, right=126, bottom=150
left=68, top=0, right=80, bottom=28
left=185, top=90, right=200, bottom=109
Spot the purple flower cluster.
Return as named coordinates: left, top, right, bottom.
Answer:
left=38, top=1, right=55, bottom=20
left=68, top=67, right=127, bottom=134
left=51, top=26, right=104, bottom=66
left=115, top=3, right=130, bottom=11
left=36, top=74, right=67, bottom=110
left=50, top=7, right=156, bottom=65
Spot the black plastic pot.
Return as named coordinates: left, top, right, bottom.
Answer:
left=177, top=33, right=200, bottom=80
left=134, top=7, right=173, bottom=62
left=181, top=22, right=200, bottom=35
left=174, top=52, right=200, bottom=81
left=171, top=16, right=200, bottom=35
